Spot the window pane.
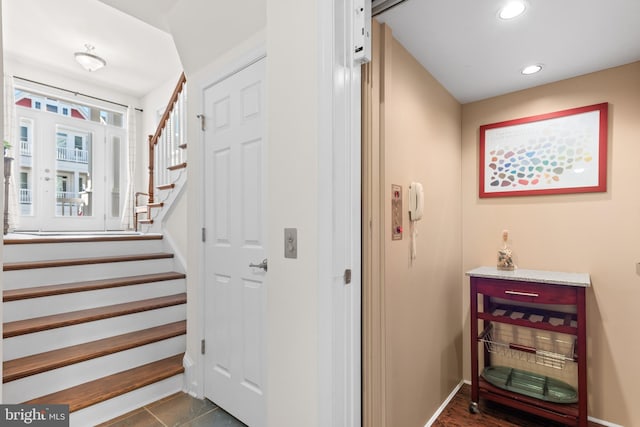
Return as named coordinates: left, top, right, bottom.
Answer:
left=14, top=89, right=125, bottom=128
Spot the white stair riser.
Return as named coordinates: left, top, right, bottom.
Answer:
left=3, top=238, right=165, bottom=263
left=4, top=258, right=176, bottom=289
left=4, top=336, right=186, bottom=403
left=3, top=305, right=186, bottom=361
left=143, top=173, right=187, bottom=234
left=4, top=279, right=185, bottom=322
left=70, top=374, right=184, bottom=427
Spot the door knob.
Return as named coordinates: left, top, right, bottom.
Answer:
left=249, top=258, right=268, bottom=272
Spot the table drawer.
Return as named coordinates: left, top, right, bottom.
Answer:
left=474, top=277, right=577, bottom=305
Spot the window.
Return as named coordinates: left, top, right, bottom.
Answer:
left=56, top=175, right=69, bottom=193
left=19, top=122, right=33, bottom=157
left=74, top=136, right=83, bottom=150
left=20, top=172, right=28, bottom=189
left=14, top=89, right=125, bottom=127
left=57, top=133, right=67, bottom=149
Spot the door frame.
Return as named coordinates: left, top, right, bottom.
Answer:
left=318, top=1, right=362, bottom=425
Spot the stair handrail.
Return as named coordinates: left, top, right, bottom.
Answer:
left=148, top=72, right=187, bottom=204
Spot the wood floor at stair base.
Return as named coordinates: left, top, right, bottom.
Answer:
left=25, top=354, right=185, bottom=413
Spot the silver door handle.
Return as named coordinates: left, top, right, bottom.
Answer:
left=249, top=258, right=268, bottom=271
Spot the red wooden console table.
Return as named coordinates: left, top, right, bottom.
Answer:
left=467, top=267, right=589, bottom=427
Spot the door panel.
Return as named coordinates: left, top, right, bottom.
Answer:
left=15, top=108, right=125, bottom=231
left=204, top=57, right=267, bottom=427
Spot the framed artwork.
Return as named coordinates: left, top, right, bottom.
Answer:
left=479, top=103, right=608, bottom=198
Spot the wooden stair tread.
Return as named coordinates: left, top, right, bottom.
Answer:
left=4, top=272, right=186, bottom=302
left=25, top=354, right=185, bottom=412
left=4, top=321, right=186, bottom=383
left=156, top=183, right=175, bottom=191
left=147, top=202, right=164, bottom=209
left=138, top=219, right=154, bottom=225
left=4, top=293, right=187, bottom=338
left=3, top=252, right=173, bottom=271
left=3, top=234, right=162, bottom=245
left=167, top=162, right=187, bottom=171
left=179, top=143, right=187, bottom=149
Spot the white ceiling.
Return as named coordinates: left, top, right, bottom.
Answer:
left=375, top=0, right=640, bottom=103
left=1, top=0, right=182, bottom=98
left=97, top=0, right=178, bottom=33
left=3, top=1, right=639, bottom=104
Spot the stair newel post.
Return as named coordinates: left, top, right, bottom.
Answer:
left=148, top=135, right=155, bottom=204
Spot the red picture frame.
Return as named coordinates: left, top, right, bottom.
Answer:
left=479, top=103, right=608, bottom=198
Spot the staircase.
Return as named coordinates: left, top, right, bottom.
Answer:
left=2, top=234, right=187, bottom=426
left=135, top=150, right=187, bottom=232
left=135, top=72, right=188, bottom=232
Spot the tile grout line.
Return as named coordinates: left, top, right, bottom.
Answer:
left=177, top=407, right=220, bottom=426
left=145, top=407, right=168, bottom=427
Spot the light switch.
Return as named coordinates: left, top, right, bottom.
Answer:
left=285, top=228, right=297, bottom=259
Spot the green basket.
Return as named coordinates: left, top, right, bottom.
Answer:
left=482, top=366, right=578, bottom=404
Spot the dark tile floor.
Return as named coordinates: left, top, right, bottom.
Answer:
left=97, top=392, right=246, bottom=427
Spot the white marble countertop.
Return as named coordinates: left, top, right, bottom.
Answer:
left=466, top=266, right=591, bottom=287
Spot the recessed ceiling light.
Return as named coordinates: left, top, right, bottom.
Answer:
left=521, top=64, right=543, bottom=75
left=499, top=1, right=526, bottom=20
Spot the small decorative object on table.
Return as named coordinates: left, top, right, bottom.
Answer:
left=497, top=229, right=515, bottom=270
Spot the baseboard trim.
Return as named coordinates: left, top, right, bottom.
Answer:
left=588, top=416, right=624, bottom=427
left=424, top=380, right=464, bottom=427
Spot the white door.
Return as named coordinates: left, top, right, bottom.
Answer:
left=15, top=108, right=125, bottom=231
left=204, top=57, right=267, bottom=427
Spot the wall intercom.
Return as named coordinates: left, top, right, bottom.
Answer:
left=408, top=182, right=424, bottom=221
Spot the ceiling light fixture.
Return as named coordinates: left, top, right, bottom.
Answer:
left=74, top=44, right=106, bottom=72
left=521, top=64, right=543, bottom=75
left=499, top=1, right=526, bottom=20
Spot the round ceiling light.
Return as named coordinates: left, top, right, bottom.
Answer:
left=74, top=44, right=106, bottom=72
left=499, top=1, right=526, bottom=19
left=521, top=64, right=543, bottom=75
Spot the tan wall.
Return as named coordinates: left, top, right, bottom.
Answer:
left=461, top=61, right=640, bottom=426
left=367, top=22, right=463, bottom=426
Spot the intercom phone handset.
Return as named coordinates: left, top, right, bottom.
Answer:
left=409, top=182, right=424, bottom=221
left=408, top=182, right=424, bottom=261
